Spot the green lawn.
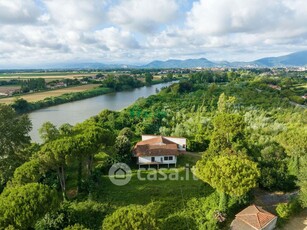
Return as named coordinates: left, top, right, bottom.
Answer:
left=92, top=154, right=212, bottom=216
left=96, top=168, right=208, bottom=207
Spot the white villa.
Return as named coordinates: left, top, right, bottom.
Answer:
left=133, top=135, right=186, bottom=168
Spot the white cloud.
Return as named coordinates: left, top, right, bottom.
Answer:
left=0, top=0, right=307, bottom=67
left=0, top=0, right=41, bottom=24
left=108, top=0, right=179, bottom=33
left=94, top=27, right=140, bottom=51
left=43, top=0, right=107, bottom=30
left=186, top=0, right=307, bottom=38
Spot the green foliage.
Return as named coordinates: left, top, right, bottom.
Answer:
left=207, top=113, right=246, bottom=155
left=145, top=73, right=153, bottom=85
left=114, top=135, right=132, bottom=162
left=102, top=205, right=158, bottom=230
left=11, top=98, right=31, bottom=113
left=276, top=198, right=301, bottom=219
left=0, top=183, right=59, bottom=229
left=160, top=213, right=197, bottom=230
left=297, top=156, right=307, bottom=207
left=35, top=201, right=108, bottom=230
left=39, top=121, right=60, bottom=143
left=21, top=78, right=46, bottom=93
left=68, top=201, right=108, bottom=230
left=8, top=158, right=45, bottom=187
left=194, top=155, right=260, bottom=197
left=64, top=224, right=90, bottom=230
left=0, top=104, right=32, bottom=189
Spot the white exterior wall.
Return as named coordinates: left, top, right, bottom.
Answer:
left=141, top=135, right=187, bottom=151
left=263, top=217, right=277, bottom=230
left=138, top=156, right=177, bottom=164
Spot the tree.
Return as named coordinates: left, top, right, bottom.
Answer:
left=8, top=158, right=45, bottom=187
left=0, top=104, right=32, bottom=189
left=0, top=183, right=59, bottom=229
left=217, top=93, right=236, bottom=113
left=39, top=121, right=60, bottom=143
left=102, top=205, right=158, bottom=230
left=194, top=155, right=260, bottom=210
left=207, top=113, right=246, bottom=155
left=297, top=155, right=307, bottom=207
left=145, top=73, right=153, bottom=85
left=276, top=127, right=307, bottom=176
left=39, top=137, right=74, bottom=199
left=114, top=135, right=131, bottom=162
left=11, top=98, right=31, bottom=113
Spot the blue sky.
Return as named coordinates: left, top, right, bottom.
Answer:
left=0, top=0, right=306, bottom=68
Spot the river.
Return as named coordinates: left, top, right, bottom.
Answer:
left=29, top=81, right=175, bottom=142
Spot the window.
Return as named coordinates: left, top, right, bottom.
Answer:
left=151, top=157, right=155, bottom=162
left=164, top=156, right=174, bottom=161
left=183, top=144, right=186, bottom=149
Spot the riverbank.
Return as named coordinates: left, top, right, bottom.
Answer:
left=0, top=84, right=99, bottom=104
left=28, top=81, right=177, bottom=142
left=8, top=79, right=178, bottom=114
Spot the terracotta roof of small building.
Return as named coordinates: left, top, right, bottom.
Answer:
left=231, top=205, right=277, bottom=230
left=133, top=136, right=184, bottom=156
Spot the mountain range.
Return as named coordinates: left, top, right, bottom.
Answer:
left=40, top=51, right=307, bottom=70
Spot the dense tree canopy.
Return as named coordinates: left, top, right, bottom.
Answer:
left=0, top=183, right=58, bottom=229
left=194, top=155, right=260, bottom=197
left=0, top=104, right=32, bottom=189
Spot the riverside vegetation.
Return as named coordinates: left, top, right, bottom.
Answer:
left=0, top=69, right=306, bottom=229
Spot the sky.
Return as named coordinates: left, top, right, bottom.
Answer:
left=0, top=0, right=307, bottom=68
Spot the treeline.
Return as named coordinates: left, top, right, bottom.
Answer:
left=10, top=74, right=179, bottom=114
left=21, top=78, right=46, bottom=93
left=11, top=87, right=113, bottom=113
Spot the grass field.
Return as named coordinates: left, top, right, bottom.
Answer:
left=93, top=154, right=206, bottom=208
left=0, top=84, right=99, bottom=104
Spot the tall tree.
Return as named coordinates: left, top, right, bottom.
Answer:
left=39, top=121, right=60, bottom=143
left=39, top=137, right=74, bottom=199
left=194, top=155, right=260, bottom=210
left=145, top=73, right=153, bottom=85
left=276, top=127, right=307, bottom=176
left=0, top=104, right=32, bottom=188
left=207, top=113, right=246, bottom=155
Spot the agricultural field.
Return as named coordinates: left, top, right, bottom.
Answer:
left=0, top=85, right=21, bottom=94
left=0, top=84, right=99, bottom=104
left=0, top=72, right=97, bottom=81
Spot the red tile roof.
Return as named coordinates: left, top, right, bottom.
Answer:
left=233, top=205, right=277, bottom=230
left=133, top=136, right=184, bottom=157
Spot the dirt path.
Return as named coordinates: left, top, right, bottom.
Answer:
left=281, top=209, right=307, bottom=230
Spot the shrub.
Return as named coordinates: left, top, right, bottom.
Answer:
left=276, top=203, right=291, bottom=219
left=64, top=223, right=90, bottom=230
left=160, top=213, right=197, bottom=230
left=68, top=201, right=108, bottom=230
left=102, top=205, right=158, bottom=230
left=276, top=198, right=301, bottom=219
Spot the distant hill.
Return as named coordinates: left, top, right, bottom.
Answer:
left=143, top=58, right=215, bottom=68
left=141, top=51, right=307, bottom=68
left=15, top=51, right=306, bottom=70
left=252, top=51, right=307, bottom=67
left=143, top=51, right=307, bottom=68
